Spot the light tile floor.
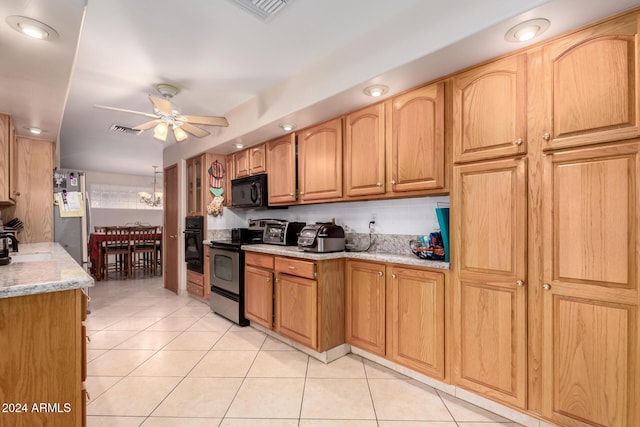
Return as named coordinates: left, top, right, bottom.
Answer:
left=86, top=276, right=523, bottom=427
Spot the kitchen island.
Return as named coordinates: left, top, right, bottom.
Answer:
left=0, top=242, right=93, bottom=427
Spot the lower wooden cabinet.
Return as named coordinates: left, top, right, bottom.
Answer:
left=186, top=270, right=205, bottom=297
left=345, top=260, right=446, bottom=379
left=276, top=272, right=318, bottom=349
left=245, top=264, right=274, bottom=329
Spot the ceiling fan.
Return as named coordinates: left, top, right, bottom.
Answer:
left=94, top=84, right=229, bottom=142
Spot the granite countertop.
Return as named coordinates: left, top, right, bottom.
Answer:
left=239, top=244, right=450, bottom=270
left=0, top=242, right=94, bottom=298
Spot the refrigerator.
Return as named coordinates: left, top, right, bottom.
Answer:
left=53, top=169, right=89, bottom=267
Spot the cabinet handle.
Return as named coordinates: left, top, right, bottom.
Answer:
left=300, top=191, right=305, bottom=195
left=266, top=277, right=270, bottom=283
left=378, top=271, right=383, bottom=277
left=86, top=391, right=91, bottom=401
left=13, top=191, right=20, bottom=196
left=86, top=335, right=91, bottom=343
left=542, top=283, right=551, bottom=290
left=289, top=193, right=294, bottom=196
left=542, top=132, right=551, bottom=141
left=516, top=280, right=525, bottom=287
left=391, top=180, right=397, bottom=185
left=376, top=182, right=382, bottom=187
left=288, top=266, right=296, bottom=270
left=514, top=138, right=523, bottom=145
left=392, top=274, right=397, bottom=279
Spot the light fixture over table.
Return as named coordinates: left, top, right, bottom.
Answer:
left=139, top=166, right=163, bottom=207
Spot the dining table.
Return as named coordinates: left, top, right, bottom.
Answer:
left=88, top=230, right=162, bottom=281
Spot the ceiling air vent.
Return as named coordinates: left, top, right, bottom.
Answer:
left=109, top=124, right=142, bottom=135
left=228, top=0, right=290, bottom=22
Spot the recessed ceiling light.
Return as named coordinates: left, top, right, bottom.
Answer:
left=279, top=123, right=295, bottom=132
left=235, top=143, right=244, bottom=149
left=363, top=85, right=389, bottom=97
left=505, top=18, right=550, bottom=43
left=25, top=127, right=44, bottom=135
left=6, top=16, right=59, bottom=40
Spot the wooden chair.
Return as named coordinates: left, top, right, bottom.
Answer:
left=154, top=225, right=163, bottom=274
left=130, top=226, right=157, bottom=277
left=94, top=226, right=106, bottom=233
left=103, top=226, right=131, bottom=280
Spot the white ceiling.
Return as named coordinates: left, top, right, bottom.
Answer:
left=1, top=0, right=639, bottom=177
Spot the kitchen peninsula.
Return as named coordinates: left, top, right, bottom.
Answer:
left=0, top=242, right=93, bottom=427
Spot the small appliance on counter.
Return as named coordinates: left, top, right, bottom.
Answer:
left=263, top=220, right=306, bottom=246
left=0, top=232, right=19, bottom=266
left=297, top=221, right=345, bottom=253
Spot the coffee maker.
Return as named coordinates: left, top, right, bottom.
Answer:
left=0, top=232, right=18, bottom=266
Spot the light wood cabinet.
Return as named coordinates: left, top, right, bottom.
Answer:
left=344, top=103, right=386, bottom=197
left=541, top=141, right=640, bottom=427
left=452, top=157, right=527, bottom=409
left=542, top=14, right=640, bottom=150
left=245, top=252, right=274, bottom=328
left=186, top=154, right=204, bottom=215
left=266, top=134, right=297, bottom=205
left=0, top=289, right=87, bottom=426
left=453, top=54, right=528, bottom=163
left=298, top=118, right=343, bottom=202
left=0, top=113, right=16, bottom=205
left=274, top=256, right=344, bottom=352
left=387, top=82, right=446, bottom=193
left=234, top=143, right=266, bottom=178
left=387, top=265, right=445, bottom=381
left=186, top=269, right=205, bottom=297
left=345, top=260, right=386, bottom=356
left=224, top=155, right=234, bottom=207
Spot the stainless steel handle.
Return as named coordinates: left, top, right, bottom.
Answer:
left=392, top=274, right=397, bottom=279
left=543, top=133, right=551, bottom=141
left=516, top=280, right=525, bottom=287
left=515, top=138, right=523, bottom=145
left=542, top=283, right=551, bottom=290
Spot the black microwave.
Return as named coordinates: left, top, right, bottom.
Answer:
left=231, top=173, right=268, bottom=208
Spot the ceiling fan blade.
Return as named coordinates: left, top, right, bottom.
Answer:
left=94, top=104, right=159, bottom=119
left=149, top=95, right=172, bottom=115
left=181, top=115, right=229, bottom=127
left=181, top=122, right=210, bottom=138
left=133, top=120, right=160, bottom=131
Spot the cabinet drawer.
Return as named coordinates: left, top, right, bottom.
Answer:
left=275, top=256, right=316, bottom=279
left=246, top=252, right=274, bottom=269
left=187, top=270, right=204, bottom=286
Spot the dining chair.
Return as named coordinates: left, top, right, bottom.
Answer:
left=103, top=226, right=131, bottom=280
left=130, top=226, right=157, bottom=277
left=94, top=226, right=106, bottom=233
left=154, top=225, right=163, bottom=274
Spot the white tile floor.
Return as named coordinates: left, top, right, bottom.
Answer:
left=86, top=276, right=523, bottom=427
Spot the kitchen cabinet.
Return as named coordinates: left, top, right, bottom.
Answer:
left=452, top=157, right=527, bottom=409
left=245, top=252, right=274, bottom=328
left=0, top=113, right=16, bottom=205
left=345, top=260, right=386, bottom=356
left=541, top=13, right=640, bottom=151
left=344, top=103, right=386, bottom=197
left=541, top=141, right=640, bottom=427
left=452, top=54, right=528, bottom=163
left=298, top=117, right=343, bottom=202
left=186, top=154, right=204, bottom=215
left=0, top=289, right=87, bottom=427
left=274, top=256, right=344, bottom=352
left=234, top=143, right=266, bottom=178
left=186, top=269, right=205, bottom=298
left=224, top=154, right=234, bottom=207
left=387, top=82, right=446, bottom=193
left=266, top=134, right=297, bottom=205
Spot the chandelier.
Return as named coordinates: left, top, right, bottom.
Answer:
left=139, top=166, right=163, bottom=207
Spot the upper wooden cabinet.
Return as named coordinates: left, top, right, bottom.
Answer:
left=453, top=54, right=528, bottom=163
left=266, top=134, right=297, bottom=205
left=344, top=103, right=386, bottom=197
left=541, top=141, right=640, bottom=426
left=387, top=82, right=446, bottom=193
left=186, top=154, right=204, bottom=215
left=224, top=154, right=234, bottom=207
left=0, top=113, right=16, bottom=205
left=542, top=14, right=640, bottom=150
left=234, top=143, right=266, bottom=178
left=298, top=117, right=343, bottom=202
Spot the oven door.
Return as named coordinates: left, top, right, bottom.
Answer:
left=209, top=247, right=242, bottom=294
left=184, top=229, right=203, bottom=273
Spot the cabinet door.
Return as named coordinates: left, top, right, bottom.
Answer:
left=387, top=267, right=445, bottom=380
left=298, top=118, right=343, bottom=202
left=235, top=150, right=250, bottom=178
left=186, top=158, right=194, bottom=213
left=541, top=142, right=640, bottom=426
left=267, top=134, right=297, bottom=205
left=224, top=155, right=234, bottom=207
left=0, top=114, right=16, bottom=204
left=245, top=265, right=273, bottom=328
left=276, top=273, right=317, bottom=349
left=194, top=155, right=203, bottom=214
left=388, top=82, right=445, bottom=192
left=453, top=54, right=527, bottom=163
left=452, top=158, right=527, bottom=408
left=345, top=260, right=386, bottom=356
left=344, top=103, right=385, bottom=197
left=542, top=14, right=640, bottom=150
left=249, top=144, right=266, bottom=175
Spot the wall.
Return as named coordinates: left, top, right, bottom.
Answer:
left=85, top=170, right=163, bottom=229
left=208, top=195, right=450, bottom=235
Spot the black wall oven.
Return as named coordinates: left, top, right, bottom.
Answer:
left=184, top=216, right=204, bottom=274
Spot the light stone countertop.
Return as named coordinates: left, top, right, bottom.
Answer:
left=237, top=243, right=450, bottom=269
left=0, top=242, right=94, bottom=298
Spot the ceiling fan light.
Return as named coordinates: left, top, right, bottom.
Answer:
left=153, top=122, right=168, bottom=141
left=173, top=126, right=188, bottom=142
